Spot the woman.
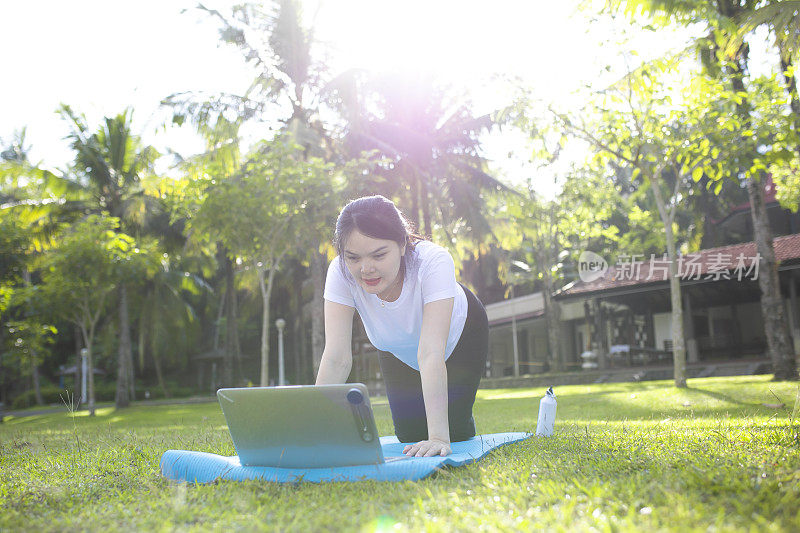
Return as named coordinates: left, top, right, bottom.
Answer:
left=315, top=195, right=489, bottom=457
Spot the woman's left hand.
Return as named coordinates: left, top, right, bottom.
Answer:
left=403, top=438, right=451, bottom=457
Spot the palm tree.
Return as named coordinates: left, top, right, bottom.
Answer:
left=728, top=2, right=800, bottom=58
left=139, top=260, right=211, bottom=398
left=60, top=105, right=162, bottom=406
left=330, top=70, right=515, bottom=244
left=1, top=129, right=85, bottom=245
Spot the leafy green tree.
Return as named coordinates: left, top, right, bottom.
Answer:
left=3, top=319, right=57, bottom=406
left=37, top=215, right=153, bottom=415
left=771, top=158, right=800, bottom=212
left=0, top=215, right=32, bottom=404
left=1, top=132, right=89, bottom=404
left=551, top=64, right=736, bottom=387
left=609, top=0, right=799, bottom=380
left=719, top=73, right=799, bottom=379
left=561, top=164, right=660, bottom=262
left=133, top=244, right=211, bottom=398
left=500, top=187, right=567, bottom=373
left=2, top=141, right=61, bottom=404
left=191, top=136, right=334, bottom=385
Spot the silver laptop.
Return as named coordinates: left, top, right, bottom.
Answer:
left=217, top=383, right=411, bottom=468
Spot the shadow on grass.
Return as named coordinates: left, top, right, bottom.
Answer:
left=477, top=391, right=783, bottom=426
left=1, top=403, right=226, bottom=433
left=683, top=387, right=751, bottom=407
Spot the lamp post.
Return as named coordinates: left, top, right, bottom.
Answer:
left=276, top=318, right=286, bottom=386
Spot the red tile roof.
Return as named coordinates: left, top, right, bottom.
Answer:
left=556, top=232, right=800, bottom=298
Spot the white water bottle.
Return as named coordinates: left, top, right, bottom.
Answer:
left=536, top=387, right=557, bottom=437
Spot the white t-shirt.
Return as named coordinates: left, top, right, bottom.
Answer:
left=323, top=240, right=468, bottom=370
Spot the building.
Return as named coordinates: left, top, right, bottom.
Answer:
left=485, top=292, right=548, bottom=377
left=553, top=233, right=800, bottom=370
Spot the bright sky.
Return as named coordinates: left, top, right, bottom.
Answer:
left=0, top=0, right=702, bottom=197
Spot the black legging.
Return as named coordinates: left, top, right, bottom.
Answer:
left=378, top=282, right=489, bottom=443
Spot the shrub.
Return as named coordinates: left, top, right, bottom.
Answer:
left=94, top=382, right=117, bottom=402
left=137, top=385, right=197, bottom=400
left=10, top=386, right=76, bottom=410
left=8, top=382, right=201, bottom=410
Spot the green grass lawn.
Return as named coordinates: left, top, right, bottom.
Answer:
left=1, top=375, right=799, bottom=532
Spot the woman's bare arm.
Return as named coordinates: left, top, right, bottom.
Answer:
left=315, top=300, right=355, bottom=385
left=416, top=297, right=455, bottom=446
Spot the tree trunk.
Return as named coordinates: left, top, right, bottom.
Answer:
left=213, top=282, right=225, bottom=351
left=299, top=307, right=308, bottom=384
left=258, top=265, right=277, bottom=386
left=22, top=268, right=44, bottom=405
left=31, top=358, right=44, bottom=406
left=664, top=226, right=687, bottom=388
left=145, top=283, right=169, bottom=398
left=292, top=264, right=303, bottom=384
left=128, top=324, right=135, bottom=401
left=720, top=45, right=797, bottom=380
left=88, top=341, right=95, bottom=416
left=537, top=203, right=562, bottom=372
left=231, top=272, right=242, bottom=382
left=222, top=250, right=236, bottom=387
left=310, top=250, right=326, bottom=378
left=650, top=174, right=687, bottom=387
left=115, top=282, right=132, bottom=408
left=0, top=322, right=5, bottom=409
left=138, top=297, right=147, bottom=373
left=150, top=312, right=169, bottom=398
left=747, top=176, right=798, bottom=380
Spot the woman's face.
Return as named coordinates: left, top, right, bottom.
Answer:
left=343, top=230, right=406, bottom=296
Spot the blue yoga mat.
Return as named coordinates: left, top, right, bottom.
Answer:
left=160, top=432, right=532, bottom=483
